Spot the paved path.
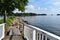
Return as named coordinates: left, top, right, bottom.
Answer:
left=9, top=36, right=23, bottom=40
left=8, top=27, right=23, bottom=40
left=5, top=17, right=24, bottom=40
left=5, top=36, right=24, bottom=40
left=9, top=27, right=21, bottom=35
left=5, top=28, right=23, bottom=40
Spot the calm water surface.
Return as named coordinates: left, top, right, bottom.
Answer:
left=21, top=16, right=60, bottom=36
left=0, top=16, right=3, bottom=20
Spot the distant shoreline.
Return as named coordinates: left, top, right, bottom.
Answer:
left=14, top=13, right=47, bottom=16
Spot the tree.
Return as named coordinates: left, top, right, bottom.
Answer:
left=0, top=0, right=28, bottom=23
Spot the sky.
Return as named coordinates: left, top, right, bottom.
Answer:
left=14, top=0, right=60, bottom=14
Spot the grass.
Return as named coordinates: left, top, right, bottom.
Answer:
left=6, top=16, right=15, bottom=26
left=0, top=19, right=4, bottom=24
left=0, top=16, right=15, bottom=25
left=6, top=16, right=16, bottom=29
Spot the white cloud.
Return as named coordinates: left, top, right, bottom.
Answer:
left=25, top=5, right=37, bottom=13
left=25, top=5, right=49, bottom=14
left=25, top=4, right=60, bottom=14
left=24, top=0, right=60, bottom=14
left=53, top=2, right=60, bottom=6
left=13, top=8, right=21, bottom=13
left=26, top=5, right=35, bottom=10
left=38, top=7, right=40, bottom=10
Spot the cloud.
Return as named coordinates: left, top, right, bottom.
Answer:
left=53, top=2, right=60, bottom=6
left=25, top=5, right=49, bottom=14
left=25, top=5, right=36, bottom=13
left=26, top=0, right=60, bottom=14
left=38, top=7, right=40, bottom=10
left=26, top=5, right=35, bottom=10
left=25, top=4, right=60, bottom=14
left=13, top=8, right=21, bottom=13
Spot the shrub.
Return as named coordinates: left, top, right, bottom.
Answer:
left=0, top=19, right=4, bottom=24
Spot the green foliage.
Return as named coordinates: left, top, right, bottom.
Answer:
left=0, top=16, right=16, bottom=26
left=0, top=19, right=4, bottom=24
left=8, top=16, right=15, bottom=20
left=6, top=18, right=12, bottom=26
left=15, top=22, right=18, bottom=26
left=6, top=16, right=16, bottom=26
left=0, top=0, right=28, bottom=23
left=0, top=0, right=28, bottom=13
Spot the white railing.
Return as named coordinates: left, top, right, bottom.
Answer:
left=24, top=24, right=60, bottom=40
left=0, top=23, right=5, bottom=40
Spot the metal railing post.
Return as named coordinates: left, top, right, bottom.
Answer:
left=33, top=30, right=36, bottom=40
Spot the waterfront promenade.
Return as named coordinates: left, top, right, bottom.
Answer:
left=3, top=17, right=60, bottom=40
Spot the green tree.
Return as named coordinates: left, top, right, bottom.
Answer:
left=0, top=0, right=28, bottom=23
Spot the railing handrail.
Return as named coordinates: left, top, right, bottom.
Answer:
left=0, top=23, right=5, bottom=40
left=25, top=24, right=60, bottom=40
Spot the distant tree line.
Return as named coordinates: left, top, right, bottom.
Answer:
left=14, top=13, right=37, bottom=16
left=14, top=13, right=47, bottom=16
left=0, top=12, right=47, bottom=16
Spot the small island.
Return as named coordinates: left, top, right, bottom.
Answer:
left=37, top=14, right=47, bottom=16
left=57, top=14, right=60, bottom=16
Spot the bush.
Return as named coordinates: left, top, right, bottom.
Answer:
left=15, top=22, right=18, bottom=26
left=0, top=19, right=4, bottom=24
left=8, top=16, right=15, bottom=20
left=0, top=16, right=16, bottom=26
left=6, top=18, right=12, bottom=26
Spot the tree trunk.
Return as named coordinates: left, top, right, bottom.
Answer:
left=4, top=10, right=6, bottom=23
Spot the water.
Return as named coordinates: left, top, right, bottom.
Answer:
left=0, top=16, right=3, bottom=20
left=21, top=16, right=60, bottom=36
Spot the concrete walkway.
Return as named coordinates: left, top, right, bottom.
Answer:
left=9, top=36, right=23, bottom=40
left=6, top=27, right=24, bottom=40
left=9, top=27, right=23, bottom=40
left=5, top=17, right=25, bottom=40
left=9, top=28, right=21, bottom=35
